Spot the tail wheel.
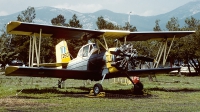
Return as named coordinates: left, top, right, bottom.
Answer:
left=93, top=83, right=103, bottom=96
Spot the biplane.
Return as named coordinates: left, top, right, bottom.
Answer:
left=5, top=21, right=195, bottom=95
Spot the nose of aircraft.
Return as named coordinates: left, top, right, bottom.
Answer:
left=109, top=44, right=138, bottom=71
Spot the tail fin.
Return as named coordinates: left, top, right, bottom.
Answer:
left=55, top=40, right=71, bottom=63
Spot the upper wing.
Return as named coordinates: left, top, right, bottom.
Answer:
left=126, top=31, right=195, bottom=41
left=7, top=21, right=195, bottom=41
left=7, top=21, right=104, bottom=39
left=99, top=30, right=130, bottom=39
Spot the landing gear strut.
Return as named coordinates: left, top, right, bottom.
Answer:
left=92, top=72, right=107, bottom=96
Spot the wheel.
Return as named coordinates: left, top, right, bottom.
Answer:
left=58, top=80, right=61, bottom=88
left=93, top=83, right=103, bottom=96
left=58, top=84, right=61, bottom=88
left=133, top=82, right=143, bottom=95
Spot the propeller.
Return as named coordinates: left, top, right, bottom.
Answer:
left=135, top=56, right=154, bottom=62
left=110, top=43, right=154, bottom=71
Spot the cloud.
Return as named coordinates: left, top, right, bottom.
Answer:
left=0, top=11, right=8, bottom=16
left=54, top=3, right=103, bottom=13
left=141, top=10, right=154, bottom=16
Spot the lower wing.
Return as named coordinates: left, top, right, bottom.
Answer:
left=106, top=67, right=181, bottom=78
left=5, top=66, right=99, bottom=80
left=5, top=66, right=180, bottom=80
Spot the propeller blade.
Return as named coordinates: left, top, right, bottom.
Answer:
left=110, top=50, right=123, bottom=56
left=135, top=56, right=154, bottom=62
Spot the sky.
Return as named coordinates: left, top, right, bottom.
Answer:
left=0, top=0, right=196, bottom=16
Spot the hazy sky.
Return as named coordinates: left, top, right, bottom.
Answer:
left=0, top=0, right=195, bottom=16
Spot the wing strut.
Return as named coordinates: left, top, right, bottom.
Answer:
left=124, top=36, right=127, bottom=45
left=164, top=36, right=175, bottom=65
left=28, top=29, right=42, bottom=67
left=34, top=33, right=39, bottom=66
left=31, top=34, right=35, bottom=67
left=28, top=36, right=32, bottom=67
left=103, top=35, right=108, bottom=50
left=154, top=35, right=175, bottom=68
left=38, top=29, right=42, bottom=66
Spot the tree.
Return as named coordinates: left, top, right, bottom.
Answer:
left=96, top=16, right=119, bottom=30
left=123, top=22, right=137, bottom=32
left=17, top=6, right=36, bottom=23
left=180, top=17, right=200, bottom=74
left=184, top=16, right=200, bottom=31
left=67, top=14, right=83, bottom=28
left=96, top=16, right=107, bottom=30
left=0, top=28, right=16, bottom=67
left=166, top=17, right=180, bottom=31
left=51, top=14, right=66, bottom=26
left=153, top=19, right=161, bottom=31
left=96, top=16, right=137, bottom=32
left=3, top=7, right=37, bottom=65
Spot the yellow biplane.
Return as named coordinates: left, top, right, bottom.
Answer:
left=5, top=21, right=194, bottom=95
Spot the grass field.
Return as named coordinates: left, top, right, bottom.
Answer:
left=0, top=71, right=200, bottom=112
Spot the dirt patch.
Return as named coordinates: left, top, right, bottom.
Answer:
left=0, top=97, right=58, bottom=108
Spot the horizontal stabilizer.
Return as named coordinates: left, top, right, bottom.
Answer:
left=34, top=63, right=68, bottom=68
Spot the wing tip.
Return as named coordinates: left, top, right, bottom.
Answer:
left=5, top=66, right=20, bottom=76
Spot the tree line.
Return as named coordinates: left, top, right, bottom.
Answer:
left=0, top=6, right=200, bottom=74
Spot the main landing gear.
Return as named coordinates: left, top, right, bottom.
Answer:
left=93, top=83, right=103, bottom=96
left=126, top=73, right=144, bottom=95
left=58, top=78, right=66, bottom=88
left=91, top=72, right=107, bottom=96
left=92, top=73, right=144, bottom=96
left=133, top=80, right=144, bottom=95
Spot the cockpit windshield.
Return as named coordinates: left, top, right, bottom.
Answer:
left=83, top=45, right=89, bottom=57
left=77, top=43, right=97, bottom=58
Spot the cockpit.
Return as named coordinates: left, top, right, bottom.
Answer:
left=77, top=43, right=98, bottom=58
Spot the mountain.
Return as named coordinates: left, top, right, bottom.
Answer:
left=154, top=0, right=200, bottom=30
left=0, top=1, right=200, bottom=31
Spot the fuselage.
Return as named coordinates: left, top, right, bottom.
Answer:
left=67, top=43, right=105, bottom=71
left=67, top=43, right=119, bottom=75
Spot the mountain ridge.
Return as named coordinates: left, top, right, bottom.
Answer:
left=1, top=1, right=200, bottom=31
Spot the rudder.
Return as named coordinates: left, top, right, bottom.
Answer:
left=55, top=40, right=71, bottom=63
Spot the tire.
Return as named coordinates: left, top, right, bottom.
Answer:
left=93, top=83, right=103, bottom=96
left=133, top=82, right=143, bottom=95
left=58, top=84, right=61, bottom=88
left=58, top=81, right=61, bottom=88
